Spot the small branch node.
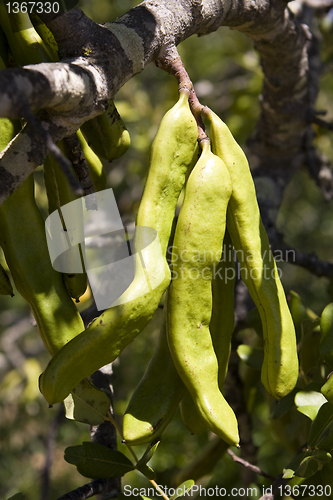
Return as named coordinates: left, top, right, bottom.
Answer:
left=20, top=105, right=83, bottom=197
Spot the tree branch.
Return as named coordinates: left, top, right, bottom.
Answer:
left=273, top=242, right=333, bottom=279
left=57, top=479, right=113, bottom=500
left=0, top=0, right=320, bottom=212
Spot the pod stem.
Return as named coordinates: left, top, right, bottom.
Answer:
left=156, top=44, right=208, bottom=143
left=106, top=411, right=171, bottom=500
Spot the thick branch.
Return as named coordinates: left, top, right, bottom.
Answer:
left=0, top=0, right=326, bottom=213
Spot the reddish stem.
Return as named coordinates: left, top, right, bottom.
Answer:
left=156, top=45, right=208, bottom=142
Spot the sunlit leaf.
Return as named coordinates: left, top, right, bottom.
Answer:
left=170, top=480, right=195, bottom=499
left=64, top=379, right=110, bottom=426
left=295, top=385, right=327, bottom=420
left=282, top=468, right=295, bottom=479
left=298, top=405, right=322, bottom=420
left=308, top=402, right=333, bottom=450
left=285, top=449, right=332, bottom=479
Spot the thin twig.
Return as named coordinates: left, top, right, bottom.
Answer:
left=272, top=242, right=333, bottom=279
left=227, top=449, right=275, bottom=481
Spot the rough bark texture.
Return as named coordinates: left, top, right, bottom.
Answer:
left=0, top=0, right=331, bottom=211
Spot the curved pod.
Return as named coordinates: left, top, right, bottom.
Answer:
left=39, top=91, right=198, bottom=405
left=167, top=140, right=239, bottom=447
left=205, top=108, right=298, bottom=400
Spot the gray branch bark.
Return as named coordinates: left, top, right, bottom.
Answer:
left=0, top=0, right=328, bottom=212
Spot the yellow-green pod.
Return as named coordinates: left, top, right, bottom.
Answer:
left=0, top=1, right=52, bottom=66
left=43, top=149, right=88, bottom=303
left=0, top=27, right=21, bottom=152
left=180, top=230, right=236, bottom=434
left=167, top=139, right=239, bottom=447
left=81, top=100, right=130, bottom=163
left=39, top=90, right=198, bottom=405
left=123, top=301, right=184, bottom=445
left=29, top=12, right=59, bottom=61
left=205, top=108, right=298, bottom=400
left=320, top=303, right=333, bottom=370
left=0, top=175, right=85, bottom=355
left=122, top=145, right=201, bottom=445
left=180, top=390, right=204, bottom=434
left=320, top=303, right=333, bottom=402
left=77, top=129, right=107, bottom=192
left=211, top=229, right=236, bottom=386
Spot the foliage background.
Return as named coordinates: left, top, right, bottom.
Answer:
left=0, top=1, right=333, bottom=498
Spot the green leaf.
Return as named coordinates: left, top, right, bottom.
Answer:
left=137, top=440, right=160, bottom=467
left=64, top=442, right=135, bottom=479
left=295, top=385, right=327, bottom=407
left=308, top=402, right=333, bottom=451
left=236, top=345, right=264, bottom=370
left=298, top=405, right=323, bottom=421
left=295, top=384, right=327, bottom=421
left=6, top=495, right=26, bottom=500
left=289, top=290, right=308, bottom=340
left=134, top=440, right=160, bottom=480
left=64, top=378, right=110, bottom=426
left=285, top=449, right=332, bottom=479
left=170, top=480, right=195, bottom=499
left=295, top=450, right=331, bottom=478
left=282, top=468, right=295, bottom=479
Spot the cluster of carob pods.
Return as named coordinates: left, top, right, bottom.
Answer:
left=0, top=3, right=301, bottom=448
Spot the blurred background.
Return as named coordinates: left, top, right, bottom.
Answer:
left=1, top=1, right=333, bottom=498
